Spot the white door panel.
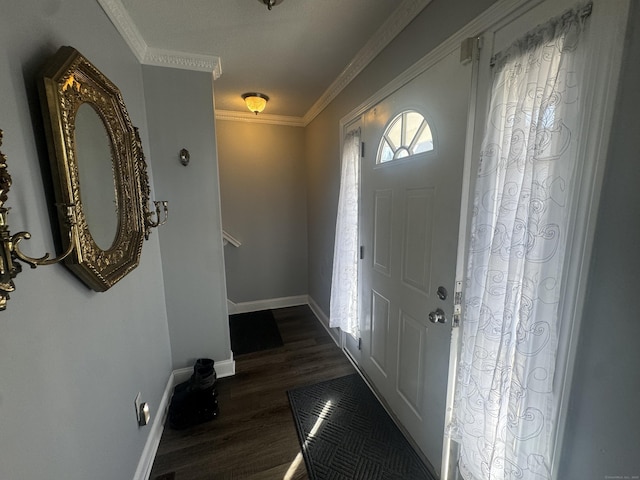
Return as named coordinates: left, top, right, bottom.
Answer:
left=358, top=47, right=472, bottom=471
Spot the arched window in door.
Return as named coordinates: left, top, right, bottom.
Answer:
left=377, top=110, right=434, bottom=163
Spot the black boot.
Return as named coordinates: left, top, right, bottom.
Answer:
left=174, top=358, right=217, bottom=393
left=168, top=358, right=219, bottom=430
left=168, top=388, right=219, bottom=430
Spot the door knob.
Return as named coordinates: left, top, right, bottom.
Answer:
left=428, top=308, right=446, bottom=324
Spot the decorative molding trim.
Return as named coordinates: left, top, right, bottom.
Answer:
left=144, top=48, right=222, bottom=78
left=100, top=0, right=430, bottom=119
left=98, top=0, right=222, bottom=77
left=340, top=0, right=530, bottom=131
left=303, top=0, right=432, bottom=125
left=97, top=0, right=148, bottom=62
left=132, top=373, right=174, bottom=480
left=215, top=109, right=305, bottom=127
left=228, top=295, right=309, bottom=314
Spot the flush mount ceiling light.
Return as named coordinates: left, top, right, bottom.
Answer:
left=259, top=0, right=283, bottom=10
left=242, top=92, right=269, bottom=115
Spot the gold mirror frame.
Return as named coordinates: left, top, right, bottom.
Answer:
left=39, top=46, right=150, bottom=291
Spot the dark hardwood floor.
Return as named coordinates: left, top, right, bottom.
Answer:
left=150, top=305, right=356, bottom=480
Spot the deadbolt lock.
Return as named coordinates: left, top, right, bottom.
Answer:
left=437, top=286, right=448, bottom=301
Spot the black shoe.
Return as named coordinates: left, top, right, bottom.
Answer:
left=168, top=358, right=220, bottom=430
left=168, top=390, right=219, bottom=430
left=174, top=358, right=217, bottom=394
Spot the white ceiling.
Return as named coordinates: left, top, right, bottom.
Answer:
left=104, top=0, right=429, bottom=121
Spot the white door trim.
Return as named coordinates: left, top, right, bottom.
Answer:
left=439, top=35, right=483, bottom=480
left=338, top=0, right=534, bottom=134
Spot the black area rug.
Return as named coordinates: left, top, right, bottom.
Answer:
left=288, top=373, right=435, bottom=480
left=229, top=309, right=283, bottom=355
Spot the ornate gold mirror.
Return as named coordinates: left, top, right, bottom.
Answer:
left=38, top=46, right=158, bottom=291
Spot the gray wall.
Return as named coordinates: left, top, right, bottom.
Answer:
left=217, top=120, right=308, bottom=304
left=558, top=4, right=640, bottom=477
left=305, top=0, right=497, bottom=315
left=0, top=1, right=171, bottom=479
left=2, top=0, right=636, bottom=477
left=142, top=66, right=231, bottom=369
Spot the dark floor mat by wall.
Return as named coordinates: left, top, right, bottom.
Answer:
left=229, top=309, right=284, bottom=355
left=288, top=373, right=436, bottom=480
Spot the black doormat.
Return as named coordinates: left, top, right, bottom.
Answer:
left=229, top=309, right=283, bottom=355
left=287, top=374, right=436, bottom=480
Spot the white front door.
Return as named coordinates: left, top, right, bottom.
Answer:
left=357, top=47, right=472, bottom=471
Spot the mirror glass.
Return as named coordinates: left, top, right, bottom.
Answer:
left=39, top=46, right=150, bottom=291
left=74, top=103, right=118, bottom=250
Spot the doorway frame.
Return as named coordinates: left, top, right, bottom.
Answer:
left=337, top=0, right=631, bottom=478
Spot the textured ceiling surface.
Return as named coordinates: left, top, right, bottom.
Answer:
left=120, top=0, right=404, bottom=117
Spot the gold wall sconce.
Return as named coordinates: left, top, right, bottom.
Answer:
left=145, top=200, right=168, bottom=240
left=0, top=125, right=168, bottom=310
left=0, top=130, right=78, bottom=309
left=0, top=128, right=168, bottom=309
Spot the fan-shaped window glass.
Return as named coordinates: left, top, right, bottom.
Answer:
left=377, top=110, right=433, bottom=163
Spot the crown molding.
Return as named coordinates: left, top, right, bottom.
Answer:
left=98, top=0, right=147, bottom=62
left=99, top=0, right=430, bottom=119
left=145, top=48, right=222, bottom=78
left=215, top=109, right=305, bottom=127
left=340, top=0, right=529, bottom=131
left=98, top=0, right=221, bottom=78
left=303, top=0, right=432, bottom=125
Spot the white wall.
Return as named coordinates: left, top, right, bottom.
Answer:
left=0, top=1, right=171, bottom=479
left=142, top=66, right=231, bottom=369
left=217, top=120, right=308, bottom=304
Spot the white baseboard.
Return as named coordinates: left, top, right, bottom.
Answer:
left=227, top=295, right=309, bottom=314
left=132, top=299, right=340, bottom=480
left=307, top=295, right=341, bottom=346
left=133, top=355, right=235, bottom=480
left=133, top=373, right=174, bottom=480
left=228, top=295, right=341, bottom=345
left=172, top=356, right=236, bottom=385
left=132, top=304, right=341, bottom=480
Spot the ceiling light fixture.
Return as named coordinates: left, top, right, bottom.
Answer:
left=260, top=0, right=282, bottom=11
left=242, top=92, right=269, bottom=115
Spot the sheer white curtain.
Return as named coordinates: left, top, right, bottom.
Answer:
left=330, top=128, right=361, bottom=338
left=448, top=5, right=591, bottom=479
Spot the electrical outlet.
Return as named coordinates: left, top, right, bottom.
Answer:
left=134, top=392, right=142, bottom=424
left=139, top=402, right=150, bottom=426
left=134, top=392, right=150, bottom=426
